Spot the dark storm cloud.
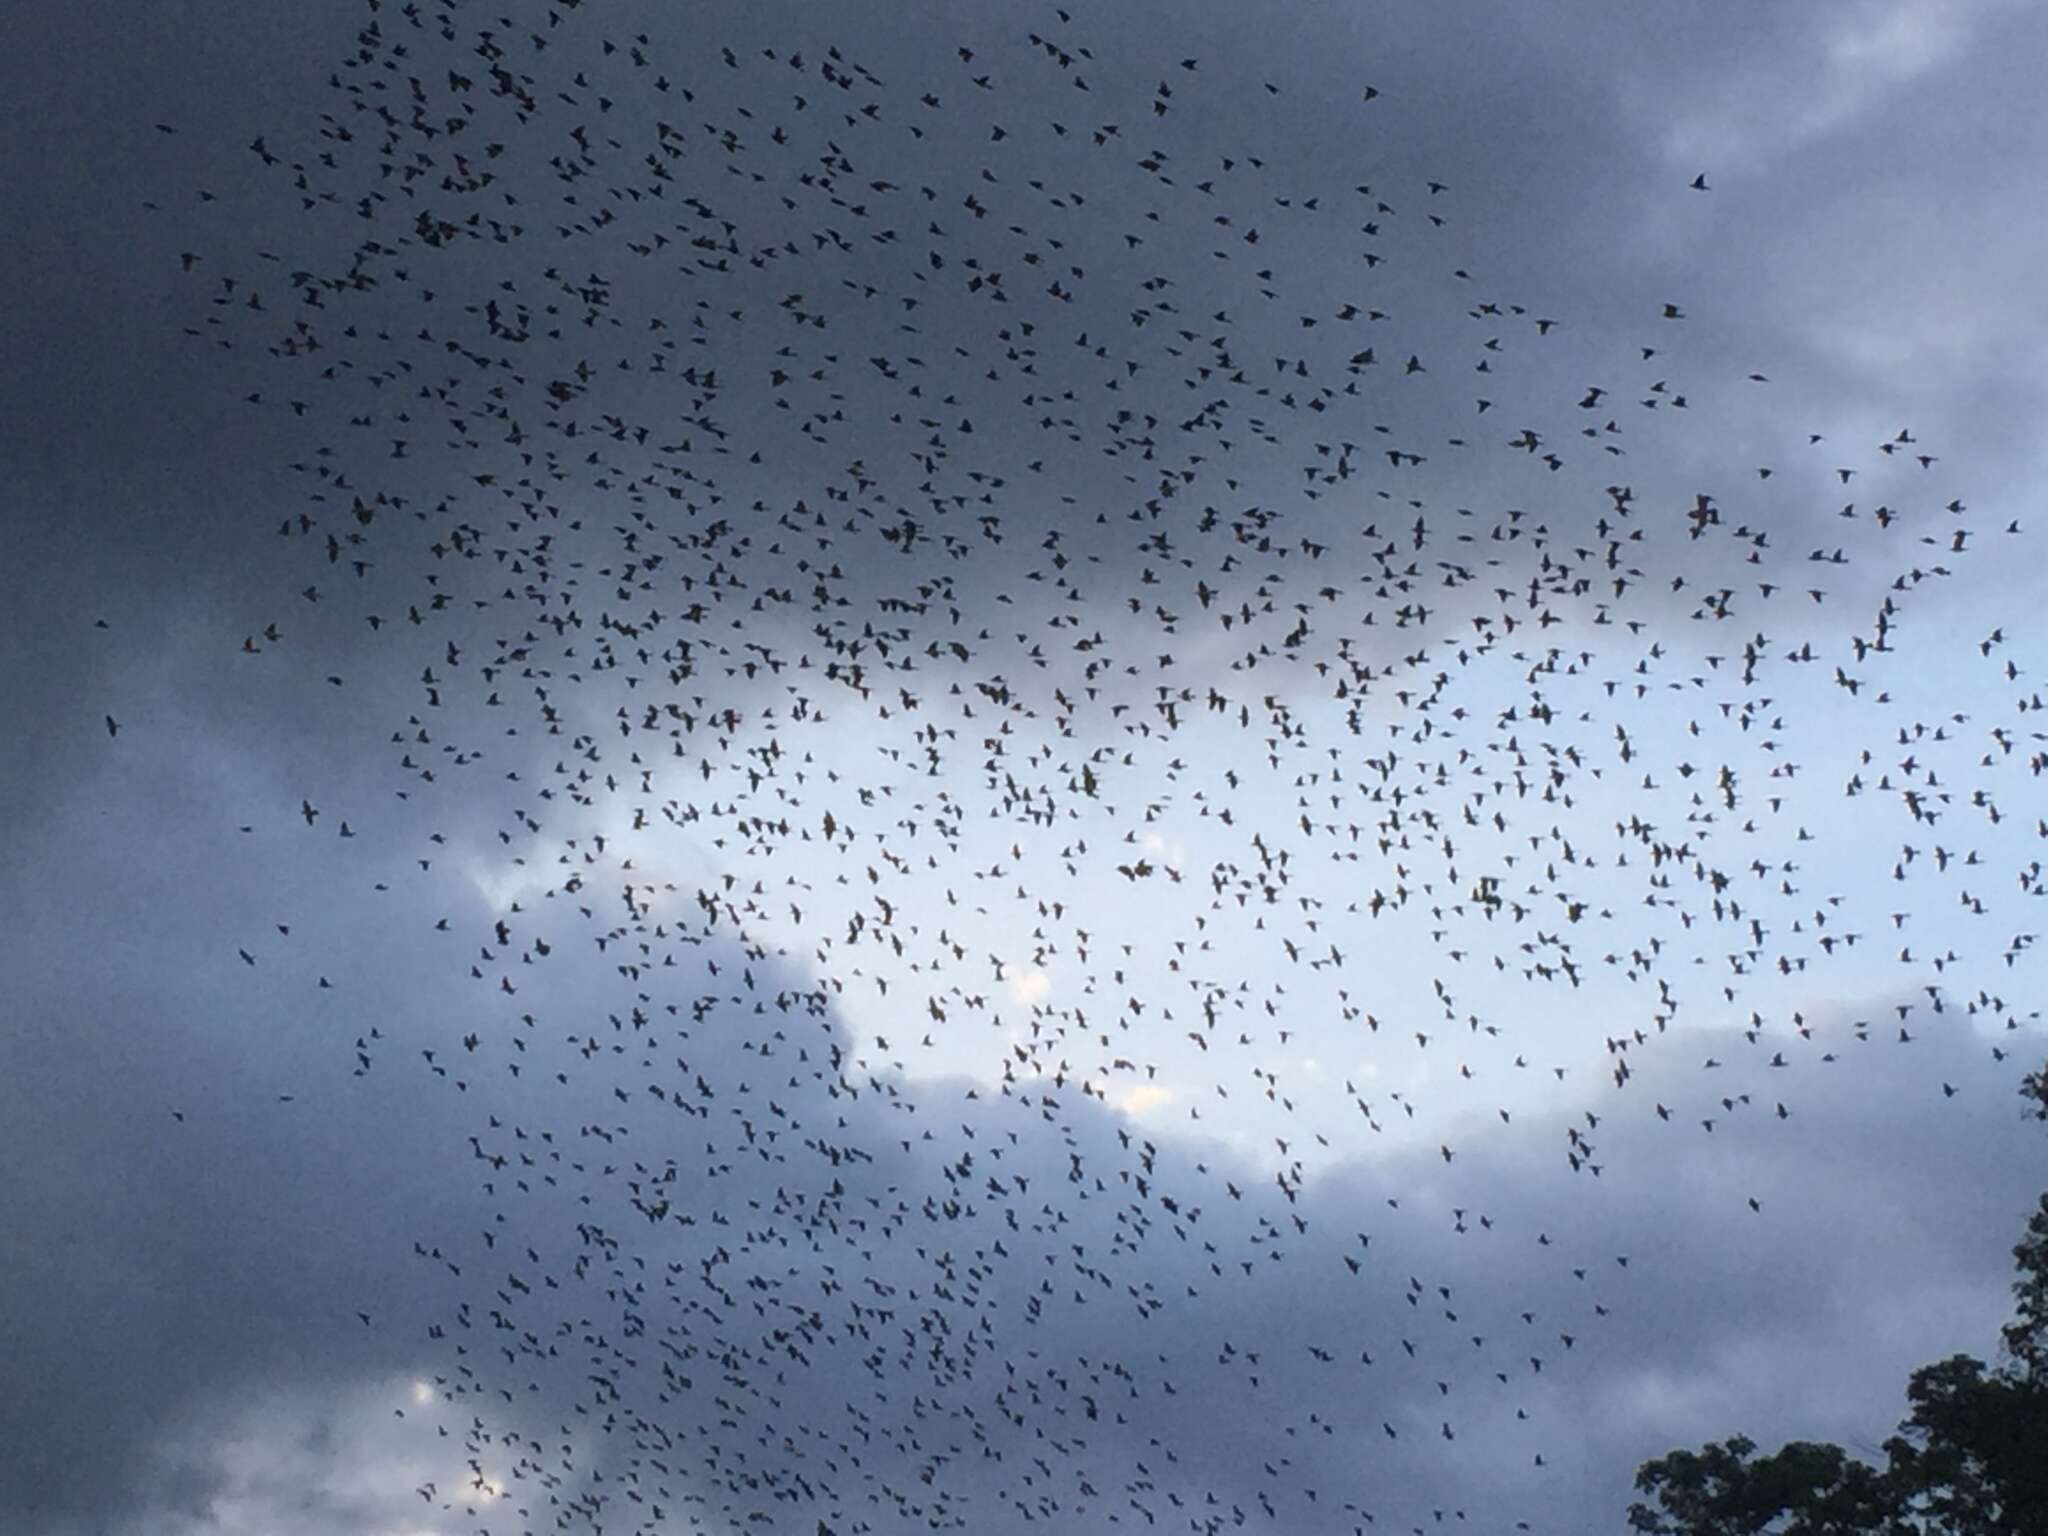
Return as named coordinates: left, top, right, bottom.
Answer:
left=16, top=927, right=2020, bottom=1533
left=2, top=697, right=2039, bottom=1533
left=1, top=750, right=477, bottom=1529
left=14, top=0, right=2015, bottom=767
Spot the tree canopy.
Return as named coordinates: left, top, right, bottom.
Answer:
left=1628, top=1069, right=2048, bottom=1535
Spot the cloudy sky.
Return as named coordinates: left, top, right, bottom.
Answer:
left=6, top=1, right=2048, bottom=1532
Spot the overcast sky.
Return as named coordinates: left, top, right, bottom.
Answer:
left=6, top=2, right=2048, bottom=1533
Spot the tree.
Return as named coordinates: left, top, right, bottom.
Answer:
left=1626, top=1436, right=1910, bottom=1534
left=2007, top=1191, right=2048, bottom=1379
left=1880, top=1350, right=2047, bottom=1535
left=1629, top=1067, right=2048, bottom=1535
left=2010, top=1064, right=2048, bottom=1388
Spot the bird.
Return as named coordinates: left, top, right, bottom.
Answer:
left=144, top=10, right=2045, bottom=1533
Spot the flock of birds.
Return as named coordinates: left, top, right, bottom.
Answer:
left=123, top=1, right=2045, bottom=1531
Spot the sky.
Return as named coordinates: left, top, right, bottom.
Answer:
left=4, top=1, right=2048, bottom=1532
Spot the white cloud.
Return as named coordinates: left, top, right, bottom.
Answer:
left=1116, top=1081, right=1175, bottom=1116
left=1650, top=0, right=2000, bottom=170
left=1007, top=966, right=1053, bottom=1005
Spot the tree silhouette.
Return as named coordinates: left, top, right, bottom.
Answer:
left=1628, top=1067, right=2048, bottom=1535
left=1627, top=1436, right=1911, bottom=1534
